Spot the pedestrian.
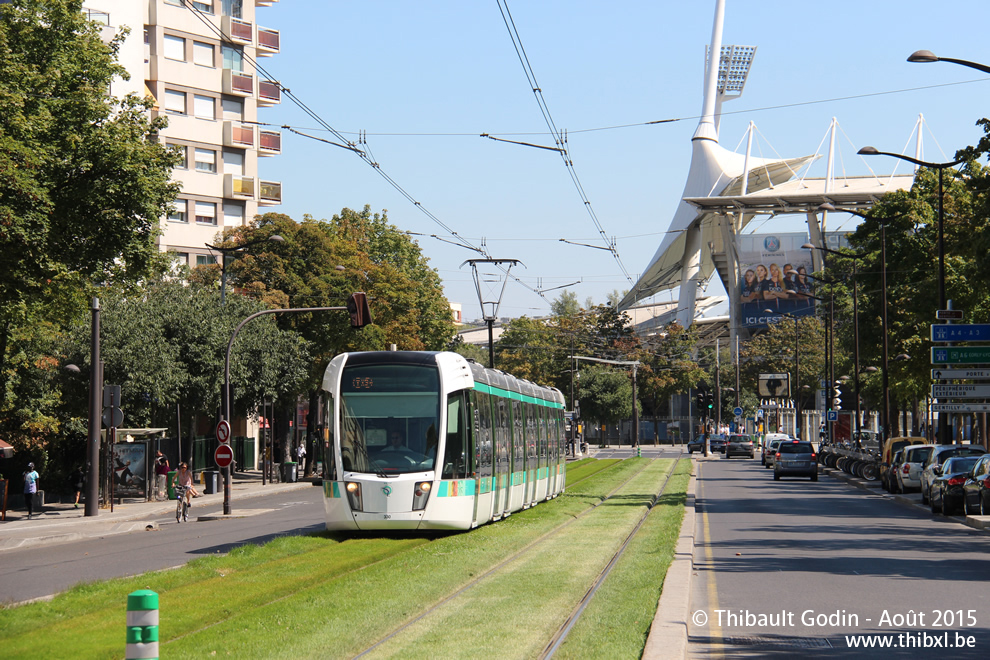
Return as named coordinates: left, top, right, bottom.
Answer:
left=23, top=462, right=39, bottom=519
left=70, top=466, right=84, bottom=509
left=295, top=442, right=307, bottom=472
left=153, top=450, right=170, bottom=501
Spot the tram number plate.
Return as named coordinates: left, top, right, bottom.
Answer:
left=383, top=514, right=391, bottom=519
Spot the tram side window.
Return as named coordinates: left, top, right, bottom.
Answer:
left=324, top=394, right=336, bottom=480
left=512, top=399, right=524, bottom=473
left=475, top=391, right=493, bottom=475
left=443, top=393, right=469, bottom=479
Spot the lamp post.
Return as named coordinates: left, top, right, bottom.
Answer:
left=857, top=147, right=962, bottom=444
left=802, top=241, right=865, bottom=436
left=908, top=50, right=990, bottom=75
left=206, top=234, right=285, bottom=306
left=765, top=310, right=800, bottom=439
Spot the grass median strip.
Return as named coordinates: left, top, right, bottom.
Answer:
left=0, top=458, right=687, bottom=659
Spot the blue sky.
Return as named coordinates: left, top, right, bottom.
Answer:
left=256, top=1, right=990, bottom=322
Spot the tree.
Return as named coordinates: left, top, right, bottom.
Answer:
left=578, top=366, right=632, bottom=443
left=550, top=291, right=581, bottom=317
left=0, top=0, right=180, bottom=440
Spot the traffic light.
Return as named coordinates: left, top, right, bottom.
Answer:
left=696, top=390, right=705, bottom=409
left=705, top=392, right=714, bottom=410
left=347, top=292, right=372, bottom=328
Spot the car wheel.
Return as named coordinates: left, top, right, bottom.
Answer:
left=981, top=497, right=987, bottom=517
left=942, top=490, right=954, bottom=516
left=774, top=472, right=780, bottom=481
left=811, top=471, right=818, bottom=482
left=931, top=492, right=939, bottom=514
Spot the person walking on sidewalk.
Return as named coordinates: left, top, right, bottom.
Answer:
left=295, top=442, right=307, bottom=473
left=153, top=451, right=170, bottom=501
left=23, top=462, right=39, bottom=519
left=71, top=466, right=84, bottom=508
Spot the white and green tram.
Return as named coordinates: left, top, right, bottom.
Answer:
left=320, top=351, right=567, bottom=531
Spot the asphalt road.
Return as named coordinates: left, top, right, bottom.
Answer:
left=688, top=455, right=990, bottom=659
left=0, top=487, right=326, bottom=605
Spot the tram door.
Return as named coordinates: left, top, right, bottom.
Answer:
left=493, top=397, right=510, bottom=519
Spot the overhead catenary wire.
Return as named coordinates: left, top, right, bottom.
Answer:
left=179, top=2, right=549, bottom=301
left=495, top=0, right=634, bottom=285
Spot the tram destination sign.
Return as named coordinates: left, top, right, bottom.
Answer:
left=931, top=384, right=990, bottom=398
left=931, top=324, right=990, bottom=342
left=931, top=368, right=990, bottom=380
left=931, top=346, right=990, bottom=365
left=931, top=403, right=990, bottom=413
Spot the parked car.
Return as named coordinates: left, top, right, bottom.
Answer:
left=930, top=455, right=983, bottom=516
left=881, top=436, right=928, bottom=492
left=709, top=434, right=727, bottom=454
left=887, top=449, right=906, bottom=493
left=963, top=454, right=990, bottom=516
left=773, top=440, right=819, bottom=481
left=763, top=437, right=787, bottom=469
left=920, top=445, right=988, bottom=504
left=761, top=433, right=790, bottom=466
left=895, top=444, right=936, bottom=493
left=725, top=434, right=755, bottom=459
left=687, top=436, right=706, bottom=454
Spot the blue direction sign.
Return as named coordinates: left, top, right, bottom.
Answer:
left=931, top=324, right=990, bottom=342
left=826, top=411, right=838, bottom=422
left=932, top=346, right=990, bottom=364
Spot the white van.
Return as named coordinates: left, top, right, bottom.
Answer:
left=761, top=433, right=791, bottom=466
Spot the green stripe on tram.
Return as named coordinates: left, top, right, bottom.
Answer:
left=472, top=382, right=564, bottom=409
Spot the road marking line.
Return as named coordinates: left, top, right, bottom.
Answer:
left=700, top=465, right=723, bottom=658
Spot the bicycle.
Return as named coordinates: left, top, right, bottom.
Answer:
left=174, top=484, right=189, bottom=523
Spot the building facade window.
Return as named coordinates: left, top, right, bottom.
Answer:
left=222, top=45, right=244, bottom=72
left=168, top=143, right=188, bottom=168
left=192, top=1, right=213, bottom=14
left=168, top=199, right=188, bottom=223
left=195, top=201, right=217, bottom=225
left=224, top=202, right=245, bottom=226
left=195, top=254, right=216, bottom=266
left=195, top=148, right=217, bottom=173
left=193, top=94, right=215, bottom=119
left=163, top=34, right=185, bottom=61
left=222, top=97, right=244, bottom=121
left=164, top=89, right=186, bottom=114
left=221, top=0, right=243, bottom=18
left=222, top=150, right=243, bottom=176
left=193, top=41, right=214, bottom=67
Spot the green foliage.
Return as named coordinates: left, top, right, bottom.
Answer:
left=579, top=366, right=633, bottom=426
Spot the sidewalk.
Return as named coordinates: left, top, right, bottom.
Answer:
left=0, top=470, right=314, bottom=552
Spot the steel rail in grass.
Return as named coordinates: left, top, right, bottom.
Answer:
left=353, top=457, right=675, bottom=658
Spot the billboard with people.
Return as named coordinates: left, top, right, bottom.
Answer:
left=739, top=233, right=819, bottom=328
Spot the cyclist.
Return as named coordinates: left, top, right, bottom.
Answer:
left=171, top=462, right=198, bottom=509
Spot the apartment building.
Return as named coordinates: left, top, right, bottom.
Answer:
left=84, top=0, right=282, bottom=267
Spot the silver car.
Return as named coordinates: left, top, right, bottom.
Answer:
left=895, top=444, right=936, bottom=493
left=763, top=437, right=786, bottom=469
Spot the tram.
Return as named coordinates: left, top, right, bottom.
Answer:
left=320, top=351, right=567, bottom=531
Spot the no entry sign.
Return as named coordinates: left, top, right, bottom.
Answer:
left=215, top=444, right=233, bottom=468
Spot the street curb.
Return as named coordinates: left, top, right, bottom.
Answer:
left=643, top=471, right=696, bottom=660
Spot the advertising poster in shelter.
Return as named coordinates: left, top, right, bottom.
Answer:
left=112, top=442, right=148, bottom=498
left=739, top=233, right=818, bottom=328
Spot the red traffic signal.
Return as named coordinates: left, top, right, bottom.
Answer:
left=347, top=292, right=372, bottom=328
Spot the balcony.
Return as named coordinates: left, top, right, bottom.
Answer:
left=258, top=129, right=281, bottom=156
left=224, top=174, right=256, bottom=200
left=223, top=122, right=255, bottom=149
left=256, top=26, right=280, bottom=56
left=258, top=180, right=282, bottom=205
left=222, top=69, right=253, bottom=97
left=257, top=79, right=281, bottom=106
left=221, top=16, right=253, bottom=45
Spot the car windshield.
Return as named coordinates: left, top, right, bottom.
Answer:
left=729, top=435, right=750, bottom=442
left=906, top=447, right=933, bottom=463
left=944, top=456, right=980, bottom=474
left=778, top=442, right=814, bottom=454
left=939, top=447, right=985, bottom=461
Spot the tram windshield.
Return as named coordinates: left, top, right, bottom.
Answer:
left=339, top=363, right=441, bottom=475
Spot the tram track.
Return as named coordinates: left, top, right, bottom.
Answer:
left=354, top=457, right=682, bottom=658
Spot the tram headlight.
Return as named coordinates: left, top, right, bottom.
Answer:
left=412, top=481, right=432, bottom=511
left=345, top=481, right=363, bottom=512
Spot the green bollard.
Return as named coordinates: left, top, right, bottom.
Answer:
left=126, top=589, right=159, bottom=660
left=637, top=445, right=642, bottom=458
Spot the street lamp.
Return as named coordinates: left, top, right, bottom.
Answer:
left=908, top=50, right=990, bottom=75
left=857, top=147, right=962, bottom=444
left=206, top=234, right=285, bottom=305
left=765, top=310, right=800, bottom=439
left=802, top=240, right=866, bottom=437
